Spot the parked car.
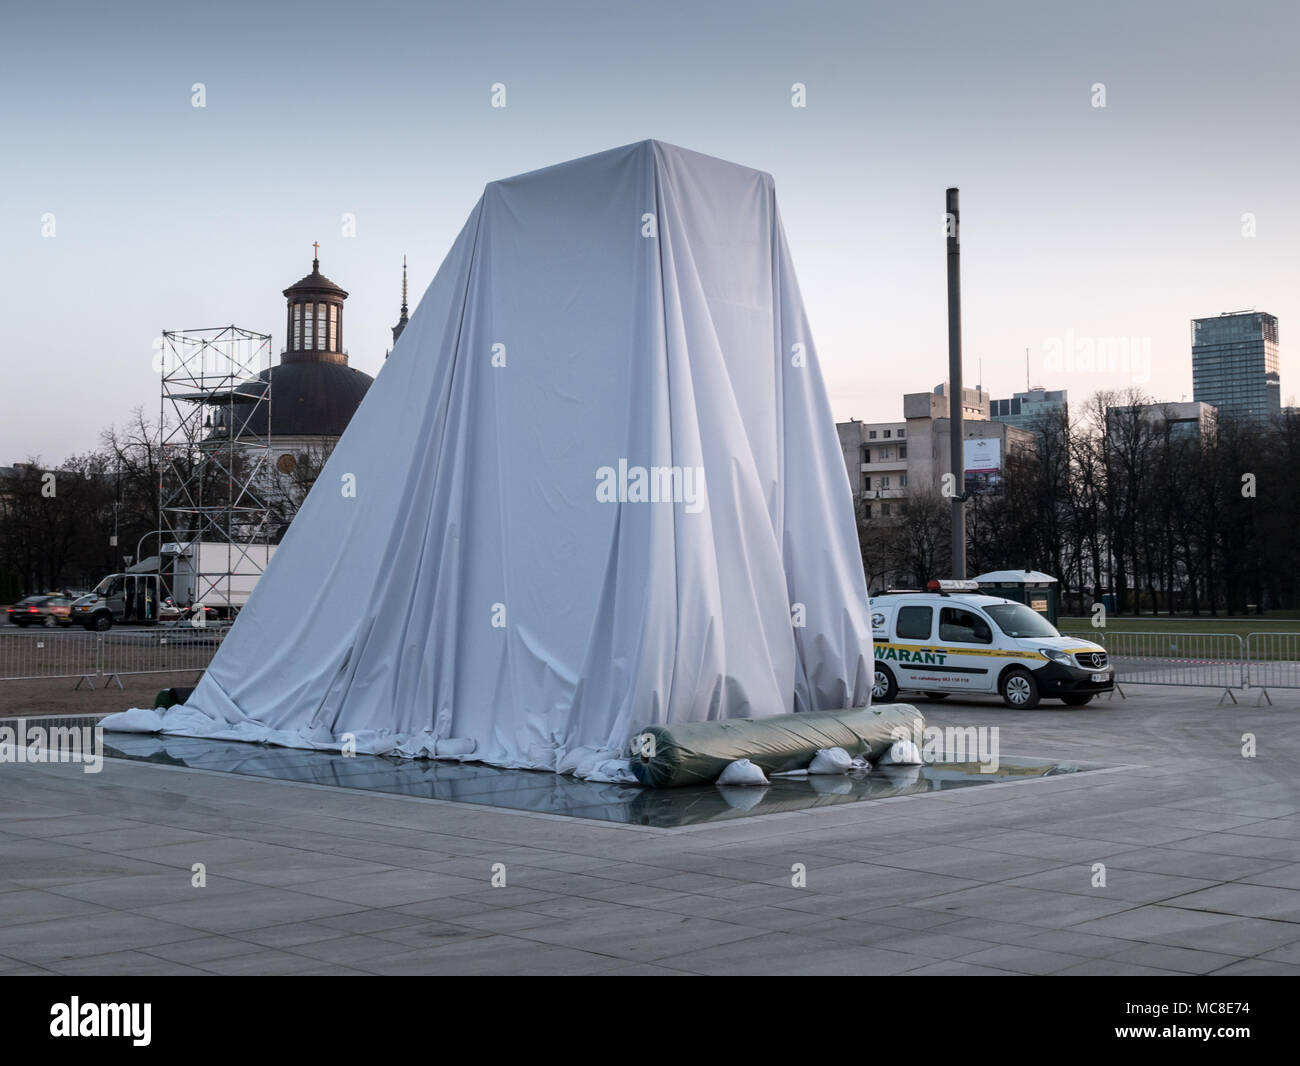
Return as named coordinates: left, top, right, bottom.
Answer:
left=870, top=580, right=1114, bottom=709
left=6, top=594, right=74, bottom=628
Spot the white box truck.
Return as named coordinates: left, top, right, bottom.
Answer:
left=72, top=541, right=277, bottom=630
left=160, top=541, right=276, bottom=615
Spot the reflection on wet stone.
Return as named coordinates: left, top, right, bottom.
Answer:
left=103, top=733, right=1105, bottom=829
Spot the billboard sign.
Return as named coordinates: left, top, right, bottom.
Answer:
left=963, top=437, right=1002, bottom=493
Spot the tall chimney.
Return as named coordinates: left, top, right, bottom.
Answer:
left=946, top=187, right=966, bottom=579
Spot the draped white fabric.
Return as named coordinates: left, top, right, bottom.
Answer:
left=102, top=141, right=873, bottom=777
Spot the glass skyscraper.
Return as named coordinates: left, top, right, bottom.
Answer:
left=1191, top=311, right=1280, bottom=422
left=989, top=387, right=1068, bottom=432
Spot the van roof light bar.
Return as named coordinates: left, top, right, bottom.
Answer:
left=927, top=579, right=981, bottom=592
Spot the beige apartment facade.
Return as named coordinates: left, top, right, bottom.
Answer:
left=838, top=384, right=1036, bottom=513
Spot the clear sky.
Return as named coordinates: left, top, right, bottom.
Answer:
left=2, top=0, right=1297, bottom=460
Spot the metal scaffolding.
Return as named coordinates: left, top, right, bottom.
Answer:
left=157, top=325, right=273, bottom=615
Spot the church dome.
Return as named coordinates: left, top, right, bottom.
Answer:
left=213, top=247, right=373, bottom=440
left=217, top=362, right=373, bottom=439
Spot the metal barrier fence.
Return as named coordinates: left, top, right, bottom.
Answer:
left=1064, top=629, right=1300, bottom=704
left=1091, top=631, right=1247, bottom=695
left=7, top=625, right=1300, bottom=701
left=1244, top=632, right=1300, bottom=702
left=0, top=630, right=102, bottom=684
left=0, top=627, right=226, bottom=689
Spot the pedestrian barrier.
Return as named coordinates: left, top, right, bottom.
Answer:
left=6, top=624, right=1300, bottom=704
left=1244, top=632, right=1300, bottom=704
left=0, top=626, right=226, bottom=689
left=1070, top=630, right=1247, bottom=704
left=0, top=630, right=103, bottom=687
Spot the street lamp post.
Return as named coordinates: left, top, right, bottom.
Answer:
left=946, top=187, right=966, bottom=579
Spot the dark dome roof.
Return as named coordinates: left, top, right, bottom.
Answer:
left=216, top=361, right=373, bottom=438
left=283, top=261, right=348, bottom=300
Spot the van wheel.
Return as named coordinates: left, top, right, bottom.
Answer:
left=923, top=692, right=949, bottom=700
left=92, top=613, right=113, bottom=632
left=1061, top=694, right=1093, bottom=706
left=1000, top=668, right=1040, bottom=709
left=872, top=663, right=898, bottom=703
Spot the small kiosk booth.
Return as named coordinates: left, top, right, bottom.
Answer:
left=972, top=570, right=1060, bottom=626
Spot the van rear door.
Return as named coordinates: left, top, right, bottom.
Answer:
left=886, top=603, right=942, bottom=691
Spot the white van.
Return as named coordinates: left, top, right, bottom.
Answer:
left=869, top=581, right=1112, bottom=709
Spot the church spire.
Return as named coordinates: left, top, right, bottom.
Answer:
left=390, top=255, right=410, bottom=353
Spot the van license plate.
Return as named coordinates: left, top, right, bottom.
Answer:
left=1090, top=672, right=1109, bottom=683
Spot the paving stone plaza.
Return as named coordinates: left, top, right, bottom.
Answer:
left=2, top=688, right=1297, bottom=976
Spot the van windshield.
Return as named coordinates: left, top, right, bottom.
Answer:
left=985, top=603, right=1059, bottom=638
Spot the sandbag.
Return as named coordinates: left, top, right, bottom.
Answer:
left=878, top=738, right=923, bottom=765
left=716, top=759, right=770, bottom=786
left=629, top=705, right=924, bottom=788
left=808, top=747, right=854, bottom=775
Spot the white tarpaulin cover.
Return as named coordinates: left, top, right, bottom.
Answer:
left=102, top=140, right=873, bottom=780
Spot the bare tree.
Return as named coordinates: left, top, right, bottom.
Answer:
left=879, top=490, right=950, bottom=589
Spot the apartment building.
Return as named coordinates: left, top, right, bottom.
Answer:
left=838, top=383, right=1036, bottom=513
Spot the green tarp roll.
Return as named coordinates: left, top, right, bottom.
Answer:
left=628, top=705, right=925, bottom=788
